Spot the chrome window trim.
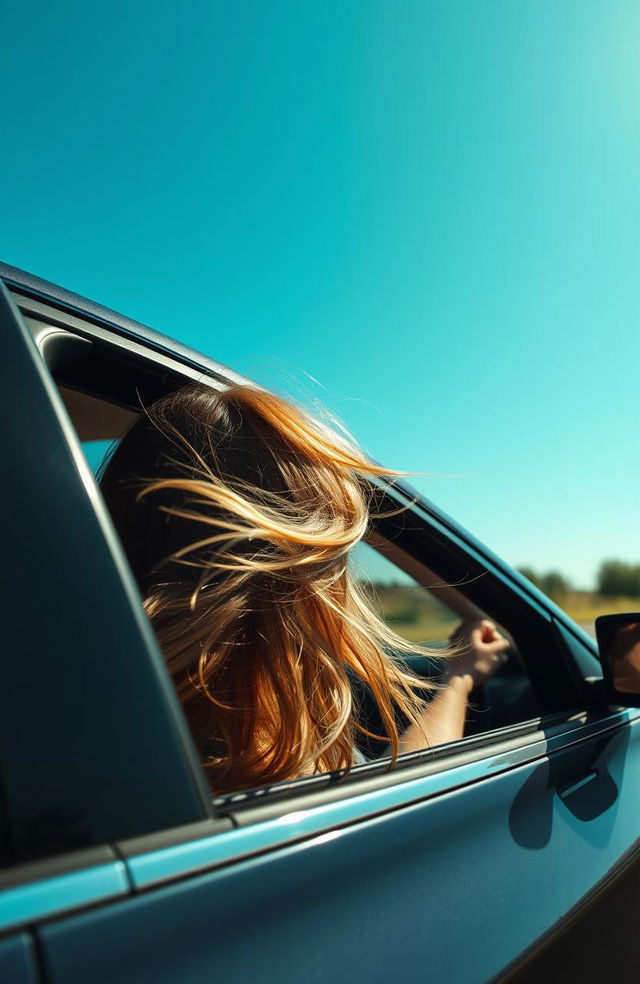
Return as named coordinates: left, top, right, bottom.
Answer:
left=122, top=708, right=639, bottom=891
left=21, top=301, right=245, bottom=390
left=23, top=312, right=234, bottom=393
left=0, top=862, right=129, bottom=935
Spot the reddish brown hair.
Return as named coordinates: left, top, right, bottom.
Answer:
left=100, top=383, right=436, bottom=793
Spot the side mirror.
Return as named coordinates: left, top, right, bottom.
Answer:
left=595, top=613, right=640, bottom=706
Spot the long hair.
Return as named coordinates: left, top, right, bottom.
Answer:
left=100, top=382, right=439, bottom=793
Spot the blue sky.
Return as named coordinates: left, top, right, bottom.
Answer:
left=2, top=1, right=638, bottom=587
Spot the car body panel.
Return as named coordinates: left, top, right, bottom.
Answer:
left=500, top=835, right=640, bottom=982
left=0, top=860, right=129, bottom=935
left=0, top=933, right=40, bottom=984
left=38, top=715, right=640, bottom=984
left=120, top=708, right=637, bottom=886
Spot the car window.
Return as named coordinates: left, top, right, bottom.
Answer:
left=351, top=539, right=540, bottom=746
left=82, top=439, right=114, bottom=474
left=351, top=540, right=459, bottom=647
left=55, top=358, right=547, bottom=792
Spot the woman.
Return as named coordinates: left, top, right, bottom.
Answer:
left=100, top=382, right=508, bottom=793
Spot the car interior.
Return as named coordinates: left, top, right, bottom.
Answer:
left=25, top=310, right=559, bottom=780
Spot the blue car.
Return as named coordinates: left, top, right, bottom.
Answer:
left=1, top=261, right=639, bottom=984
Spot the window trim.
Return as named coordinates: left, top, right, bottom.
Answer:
left=121, top=708, right=639, bottom=891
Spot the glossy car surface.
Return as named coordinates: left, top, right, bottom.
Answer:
left=1, top=260, right=639, bottom=984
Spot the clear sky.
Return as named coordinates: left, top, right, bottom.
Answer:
left=2, top=1, right=638, bottom=588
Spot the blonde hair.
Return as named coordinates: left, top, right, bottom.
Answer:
left=101, top=383, right=439, bottom=793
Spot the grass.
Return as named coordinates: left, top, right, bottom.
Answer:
left=362, top=583, right=459, bottom=644
left=551, top=592, right=640, bottom=628
left=362, top=582, right=640, bottom=643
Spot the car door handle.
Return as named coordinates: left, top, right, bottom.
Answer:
left=558, top=770, right=599, bottom=800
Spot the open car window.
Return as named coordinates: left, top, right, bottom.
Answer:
left=353, top=540, right=465, bottom=646
left=352, top=539, right=539, bottom=746
left=64, top=368, right=542, bottom=760
left=22, top=305, right=585, bottom=803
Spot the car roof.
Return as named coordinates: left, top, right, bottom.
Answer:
left=0, top=260, right=249, bottom=388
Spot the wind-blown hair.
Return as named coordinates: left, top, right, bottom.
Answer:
left=100, top=382, right=437, bottom=794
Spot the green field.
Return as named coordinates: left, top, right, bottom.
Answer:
left=363, top=582, right=640, bottom=645
left=363, top=583, right=460, bottom=644
left=556, top=592, right=640, bottom=628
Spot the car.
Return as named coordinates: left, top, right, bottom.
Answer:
left=1, top=260, right=639, bottom=984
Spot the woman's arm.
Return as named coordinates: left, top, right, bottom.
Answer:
left=397, top=619, right=510, bottom=754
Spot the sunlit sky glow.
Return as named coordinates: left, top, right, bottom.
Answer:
left=2, top=1, right=639, bottom=588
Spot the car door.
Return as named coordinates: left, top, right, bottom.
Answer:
left=2, top=266, right=640, bottom=984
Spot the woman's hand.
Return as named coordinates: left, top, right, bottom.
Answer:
left=398, top=619, right=511, bottom=754
left=445, top=619, right=510, bottom=695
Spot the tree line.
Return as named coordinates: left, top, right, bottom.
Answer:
left=518, top=560, right=640, bottom=600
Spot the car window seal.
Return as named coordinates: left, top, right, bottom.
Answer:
left=215, top=706, right=637, bottom=824
left=114, top=708, right=640, bottom=896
